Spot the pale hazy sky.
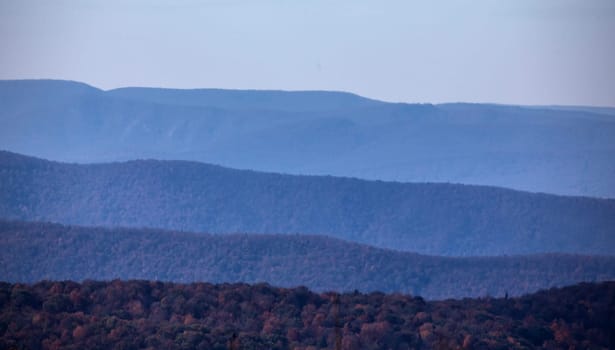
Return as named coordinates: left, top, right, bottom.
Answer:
left=1, top=0, right=614, bottom=106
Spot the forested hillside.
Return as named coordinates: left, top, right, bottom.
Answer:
left=2, top=220, right=614, bottom=299
left=1, top=280, right=614, bottom=349
left=2, top=151, right=615, bottom=256
left=2, top=79, right=614, bottom=197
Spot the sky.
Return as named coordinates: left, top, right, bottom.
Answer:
left=1, top=0, right=614, bottom=106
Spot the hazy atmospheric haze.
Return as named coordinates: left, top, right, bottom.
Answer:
left=1, top=0, right=614, bottom=106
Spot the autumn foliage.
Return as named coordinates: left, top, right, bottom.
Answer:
left=1, top=280, right=614, bottom=349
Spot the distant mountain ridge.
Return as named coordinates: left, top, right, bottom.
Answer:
left=1, top=151, right=614, bottom=256
left=1, top=79, right=614, bottom=197
left=2, top=220, right=614, bottom=299
left=106, top=86, right=384, bottom=112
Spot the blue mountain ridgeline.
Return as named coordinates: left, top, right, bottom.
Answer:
left=1, top=150, right=614, bottom=257
left=1, top=79, right=613, bottom=198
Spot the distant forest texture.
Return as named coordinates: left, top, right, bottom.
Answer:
left=1, top=80, right=614, bottom=197
left=1, top=151, right=614, bottom=256
left=2, top=220, right=615, bottom=299
left=1, top=280, right=614, bottom=349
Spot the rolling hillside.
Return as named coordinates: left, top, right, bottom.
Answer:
left=1, top=79, right=614, bottom=197
left=1, top=220, right=614, bottom=299
left=1, top=151, right=615, bottom=256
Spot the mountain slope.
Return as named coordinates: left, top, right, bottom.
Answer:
left=2, top=220, right=614, bottom=300
left=1, top=151, right=615, bottom=256
left=1, top=79, right=614, bottom=197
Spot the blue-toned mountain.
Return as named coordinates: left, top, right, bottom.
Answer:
left=1, top=79, right=614, bottom=197
left=2, top=220, right=615, bottom=299
left=1, top=151, right=614, bottom=256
